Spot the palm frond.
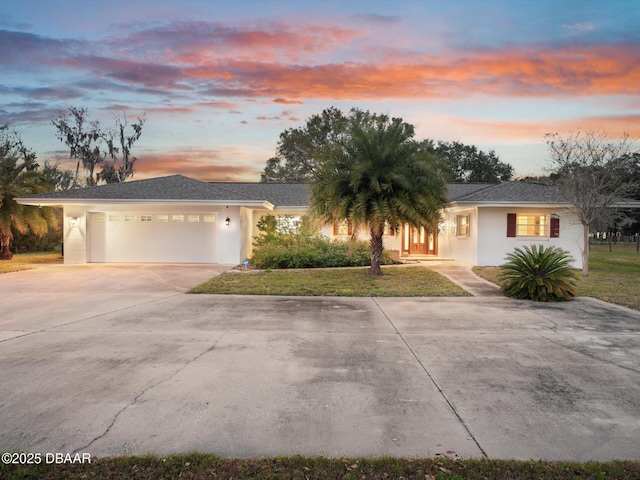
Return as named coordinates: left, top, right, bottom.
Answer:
left=498, top=244, right=578, bottom=301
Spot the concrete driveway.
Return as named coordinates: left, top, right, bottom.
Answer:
left=0, top=264, right=639, bottom=461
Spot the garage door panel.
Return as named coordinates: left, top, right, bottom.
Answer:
left=89, top=212, right=216, bottom=263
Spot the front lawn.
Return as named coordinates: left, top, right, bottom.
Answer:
left=0, top=251, right=63, bottom=274
left=473, top=244, right=640, bottom=310
left=190, top=266, right=471, bottom=297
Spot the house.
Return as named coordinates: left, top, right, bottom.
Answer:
left=17, top=174, right=605, bottom=267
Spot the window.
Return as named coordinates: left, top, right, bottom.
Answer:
left=333, top=221, right=393, bottom=236
left=456, top=215, right=470, bottom=237
left=92, top=214, right=105, bottom=223
left=172, top=214, right=184, bottom=223
left=507, top=213, right=551, bottom=237
left=141, top=215, right=153, bottom=222
left=203, top=215, right=216, bottom=223
left=276, top=216, right=301, bottom=234
left=517, top=214, right=547, bottom=237
left=108, top=214, right=120, bottom=222
left=156, top=214, right=168, bottom=223
left=333, top=220, right=352, bottom=236
left=124, top=214, right=136, bottom=222
left=187, top=215, right=200, bottom=223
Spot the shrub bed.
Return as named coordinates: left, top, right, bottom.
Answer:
left=249, top=214, right=392, bottom=269
left=250, top=235, right=391, bottom=269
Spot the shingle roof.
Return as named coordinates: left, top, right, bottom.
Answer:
left=24, top=175, right=260, bottom=202
left=19, top=175, right=570, bottom=208
left=449, top=182, right=567, bottom=204
left=445, top=183, right=496, bottom=201
left=213, top=182, right=310, bottom=207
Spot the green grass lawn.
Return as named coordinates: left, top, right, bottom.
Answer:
left=0, top=251, right=63, bottom=274
left=474, top=243, right=640, bottom=310
left=3, top=453, right=639, bottom=480
left=190, top=265, right=471, bottom=297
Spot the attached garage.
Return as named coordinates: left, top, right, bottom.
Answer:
left=87, top=211, right=217, bottom=263
left=15, top=175, right=292, bottom=265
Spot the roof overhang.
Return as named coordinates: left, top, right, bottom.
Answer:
left=272, top=205, right=308, bottom=211
left=17, top=198, right=275, bottom=210
left=449, top=201, right=574, bottom=208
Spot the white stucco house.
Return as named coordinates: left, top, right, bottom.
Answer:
left=17, top=174, right=600, bottom=267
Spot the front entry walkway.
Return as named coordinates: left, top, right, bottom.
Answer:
left=423, top=262, right=503, bottom=297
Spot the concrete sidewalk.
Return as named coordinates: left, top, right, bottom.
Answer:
left=424, top=262, right=503, bottom=297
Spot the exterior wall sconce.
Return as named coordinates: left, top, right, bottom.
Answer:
left=69, top=217, right=79, bottom=228
left=225, top=217, right=231, bottom=226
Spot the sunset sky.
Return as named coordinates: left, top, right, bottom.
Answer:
left=1, top=0, right=639, bottom=182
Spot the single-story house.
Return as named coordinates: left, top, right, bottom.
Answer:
left=17, top=174, right=633, bottom=267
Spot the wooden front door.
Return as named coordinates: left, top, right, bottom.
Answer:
left=403, top=225, right=437, bottom=255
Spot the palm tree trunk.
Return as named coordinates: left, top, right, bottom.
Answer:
left=368, top=225, right=384, bottom=276
left=0, top=232, right=13, bottom=260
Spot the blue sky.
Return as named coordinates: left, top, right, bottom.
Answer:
left=1, top=0, right=639, bottom=181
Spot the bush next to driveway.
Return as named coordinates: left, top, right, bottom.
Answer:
left=498, top=244, right=578, bottom=301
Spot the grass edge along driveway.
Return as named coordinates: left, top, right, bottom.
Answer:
left=189, top=265, right=471, bottom=297
left=3, top=453, right=640, bottom=480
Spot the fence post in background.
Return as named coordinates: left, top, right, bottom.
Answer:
left=609, top=235, right=612, bottom=252
left=637, top=235, right=639, bottom=253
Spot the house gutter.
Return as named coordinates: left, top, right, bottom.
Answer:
left=450, top=201, right=574, bottom=208
left=16, top=198, right=274, bottom=210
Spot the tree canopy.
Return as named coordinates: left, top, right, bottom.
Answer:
left=52, top=107, right=145, bottom=187
left=261, top=107, right=514, bottom=184
left=310, top=115, right=448, bottom=275
left=432, top=140, right=513, bottom=183
left=545, top=129, right=638, bottom=276
left=261, top=107, right=388, bottom=183
left=0, top=153, right=58, bottom=260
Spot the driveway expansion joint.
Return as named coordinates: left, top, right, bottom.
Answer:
left=371, top=297, right=488, bottom=458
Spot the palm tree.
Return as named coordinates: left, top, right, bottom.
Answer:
left=0, top=154, right=58, bottom=260
left=310, top=117, right=448, bottom=275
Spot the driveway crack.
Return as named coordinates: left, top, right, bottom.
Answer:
left=73, top=331, right=227, bottom=454
left=372, top=297, right=488, bottom=458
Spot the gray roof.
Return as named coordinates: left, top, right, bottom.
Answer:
left=448, top=182, right=567, bottom=204
left=21, top=175, right=259, bottom=202
left=18, top=174, right=309, bottom=208
left=19, top=174, right=571, bottom=208
left=213, top=182, right=310, bottom=207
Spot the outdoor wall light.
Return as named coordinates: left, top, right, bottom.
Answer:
left=69, top=217, right=79, bottom=227
left=225, top=217, right=231, bottom=226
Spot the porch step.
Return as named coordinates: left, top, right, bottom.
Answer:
left=400, top=256, right=455, bottom=263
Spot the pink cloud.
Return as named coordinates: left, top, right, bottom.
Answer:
left=4, top=22, right=640, bottom=105
left=128, top=148, right=261, bottom=181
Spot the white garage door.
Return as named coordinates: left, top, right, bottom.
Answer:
left=88, top=212, right=217, bottom=263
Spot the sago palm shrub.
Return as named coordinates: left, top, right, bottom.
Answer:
left=498, top=244, right=578, bottom=301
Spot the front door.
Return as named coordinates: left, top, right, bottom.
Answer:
left=403, top=225, right=437, bottom=255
